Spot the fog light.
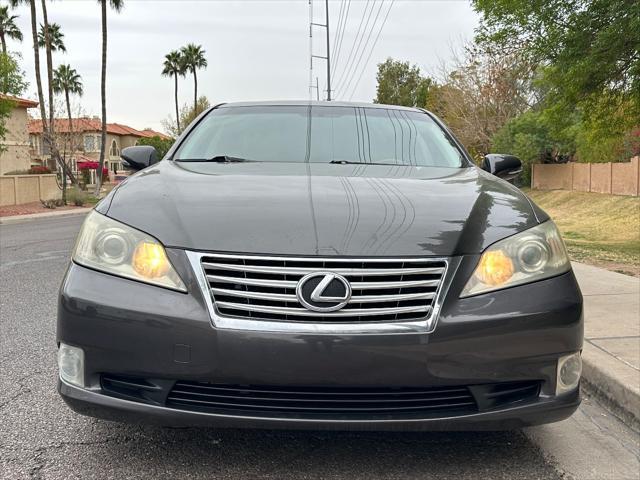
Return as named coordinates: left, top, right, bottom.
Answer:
left=556, top=352, right=581, bottom=394
left=58, top=343, right=85, bottom=388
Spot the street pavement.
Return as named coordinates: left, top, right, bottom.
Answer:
left=1, top=214, right=638, bottom=480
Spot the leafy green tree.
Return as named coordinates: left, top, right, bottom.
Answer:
left=0, top=5, right=23, bottom=55
left=0, top=52, right=28, bottom=154
left=492, top=109, right=578, bottom=186
left=162, top=50, right=185, bottom=134
left=162, top=96, right=210, bottom=137
left=373, top=58, right=431, bottom=107
left=37, top=22, right=65, bottom=52
left=180, top=43, right=207, bottom=112
left=473, top=0, right=640, bottom=166
left=572, top=94, right=637, bottom=163
left=0, top=51, right=28, bottom=94
left=137, top=135, right=174, bottom=159
left=424, top=44, right=534, bottom=160
left=473, top=0, right=639, bottom=104
left=95, top=0, right=124, bottom=196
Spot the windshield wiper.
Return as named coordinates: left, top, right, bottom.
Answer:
left=177, top=155, right=253, bottom=163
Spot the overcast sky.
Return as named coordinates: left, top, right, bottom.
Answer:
left=9, top=0, right=478, bottom=132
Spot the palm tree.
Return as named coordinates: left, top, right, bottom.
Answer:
left=52, top=64, right=82, bottom=132
left=95, top=0, right=124, bottom=196
left=9, top=1, right=52, bottom=173
left=52, top=64, right=82, bottom=202
left=180, top=43, right=207, bottom=113
left=162, top=50, right=185, bottom=134
left=38, top=1, right=76, bottom=191
left=0, top=5, right=23, bottom=55
left=37, top=22, right=66, bottom=52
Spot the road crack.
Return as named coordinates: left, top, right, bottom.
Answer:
left=0, top=371, right=42, bottom=411
left=28, top=436, right=136, bottom=479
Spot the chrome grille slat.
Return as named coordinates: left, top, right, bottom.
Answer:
left=353, top=279, right=440, bottom=289
left=207, top=275, right=298, bottom=288
left=216, top=301, right=430, bottom=317
left=199, top=254, right=447, bottom=324
left=202, top=262, right=444, bottom=276
left=207, top=275, right=440, bottom=290
left=210, top=287, right=435, bottom=303
left=211, top=287, right=295, bottom=302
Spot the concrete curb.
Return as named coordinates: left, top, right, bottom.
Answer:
left=581, top=342, right=640, bottom=431
left=0, top=207, right=92, bottom=225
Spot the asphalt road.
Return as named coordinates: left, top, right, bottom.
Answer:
left=1, top=214, right=638, bottom=480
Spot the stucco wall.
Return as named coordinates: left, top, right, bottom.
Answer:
left=612, top=160, right=640, bottom=196
left=532, top=157, right=639, bottom=196
left=0, top=174, right=61, bottom=206
left=589, top=163, right=612, bottom=194
left=0, top=106, right=33, bottom=174
left=571, top=163, right=591, bottom=192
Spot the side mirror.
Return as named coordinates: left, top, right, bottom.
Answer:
left=482, top=154, right=522, bottom=181
left=120, top=146, right=159, bottom=171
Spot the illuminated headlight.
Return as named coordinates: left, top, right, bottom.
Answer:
left=72, top=211, right=186, bottom=291
left=556, top=352, right=582, bottom=394
left=461, top=221, right=570, bottom=297
left=58, top=343, right=85, bottom=387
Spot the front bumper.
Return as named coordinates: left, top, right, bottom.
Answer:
left=57, top=253, right=583, bottom=430
left=59, top=378, right=580, bottom=431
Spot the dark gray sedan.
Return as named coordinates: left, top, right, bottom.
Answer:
left=57, top=101, right=582, bottom=430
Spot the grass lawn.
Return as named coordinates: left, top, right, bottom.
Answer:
left=524, top=189, right=640, bottom=276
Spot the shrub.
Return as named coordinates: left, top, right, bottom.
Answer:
left=66, top=187, right=87, bottom=207
left=41, top=198, right=64, bottom=209
left=80, top=168, right=91, bottom=185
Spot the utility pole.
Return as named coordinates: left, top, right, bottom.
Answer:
left=310, top=0, right=332, bottom=101
left=325, top=0, right=331, bottom=101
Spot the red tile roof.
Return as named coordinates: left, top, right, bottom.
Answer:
left=28, top=118, right=170, bottom=139
left=1, top=94, right=39, bottom=108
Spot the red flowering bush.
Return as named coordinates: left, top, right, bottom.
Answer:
left=78, top=163, right=108, bottom=177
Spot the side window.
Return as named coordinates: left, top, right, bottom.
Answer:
left=83, top=135, right=95, bottom=152
left=109, top=139, right=119, bottom=157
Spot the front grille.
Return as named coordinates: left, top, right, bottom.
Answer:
left=100, top=374, right=543, bottom=420
left=166, top=382, right=477, bottom=417
left=199, top=254, right=447, bottom=323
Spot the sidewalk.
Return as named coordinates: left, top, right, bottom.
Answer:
left=0, top=207, right=92, bottom=225
left=573, top=262, right=640, bottom=426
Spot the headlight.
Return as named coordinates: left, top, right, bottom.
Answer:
left=72, top=211, right=186, bottom=292
left=461, top=220, right=570, bottom=297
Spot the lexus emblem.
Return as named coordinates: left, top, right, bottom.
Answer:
left=296, top=272, right=352, bottom=313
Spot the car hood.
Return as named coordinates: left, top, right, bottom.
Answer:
left=100, top=161, right=543, bottom=257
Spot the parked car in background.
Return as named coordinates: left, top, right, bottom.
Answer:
left=57, top=101, right=582, bottom=430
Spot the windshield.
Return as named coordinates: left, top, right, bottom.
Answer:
left=173, top=105, right=466, bottom=168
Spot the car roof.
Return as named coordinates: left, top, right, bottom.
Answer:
left=217, top=100, right=426, bottom=112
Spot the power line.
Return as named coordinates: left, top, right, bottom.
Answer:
left=331, top=0, right=373, bottom=94
left=331, top=0, right=351, bottom=74
left=339, top=0, right=387, bottom=99
left=333, top=0, right=378, bottom=95
left=331, top=0, right=346, bottom=64
left=347, top=0, right=395, bottom=100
